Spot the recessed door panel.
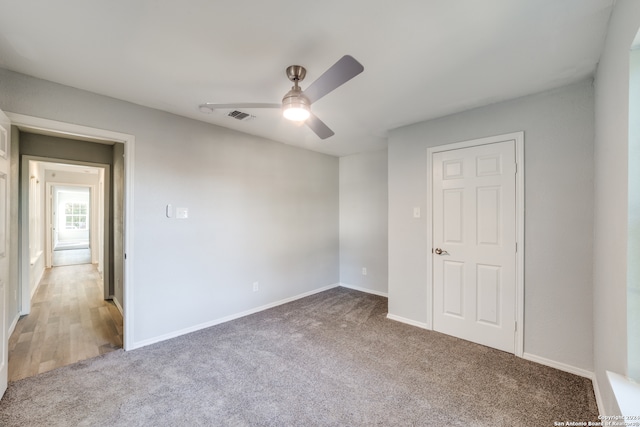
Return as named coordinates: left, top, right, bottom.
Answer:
left=477, top=186, right=501, bottom=246
left=476, top=154, right=502, bottom=177
left=443, top=189, right=463, bottom=244
left=476, top=264, right=501, bottom=326
left=443, top=261, right=464, bottom=318
left=443, top=159, right=464, bottom=180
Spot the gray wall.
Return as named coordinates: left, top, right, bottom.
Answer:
left=20, top=133, right=113, bottom=163
left=593, top=0, right=640, bottom=414
left=339, top=148, right=388, bottom=295
left=388, top=79, right=595, bottom=372
left=0, top=68, right=339, bottom=347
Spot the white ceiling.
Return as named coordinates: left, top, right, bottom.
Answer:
left=0, top=0, right=614, bottom=157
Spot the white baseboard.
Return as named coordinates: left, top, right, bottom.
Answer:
left=130, top=283, right=341, bottom=350
left=522, top=352, right=594, bottom=380
left=30, top=263, right=45, bottom=300
left=592, top=374, right=605, bottom=416
left=112, top=296, right=123, bottom=316
left=8, top=313, right=19, bottom=337
left=386, top=313, right=430, bottom=330
left=339, top=282, right=388, bottom=297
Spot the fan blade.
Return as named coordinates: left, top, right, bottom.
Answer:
left=303, top=55, right=364, bottom=104
left=201, top=103, right=281, bottom=109
left=306, top=113, right=335, bottom=140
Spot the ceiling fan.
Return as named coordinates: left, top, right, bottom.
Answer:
left=199, top=55, right=364, bottom=140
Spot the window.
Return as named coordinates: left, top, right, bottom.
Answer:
left=64, top=202, right=88, bottom=230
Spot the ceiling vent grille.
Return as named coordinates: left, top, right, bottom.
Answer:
left=227, top=110, right=255, bottom=121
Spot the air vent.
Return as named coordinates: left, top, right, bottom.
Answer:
left=227, top=110, right=255, bottom=121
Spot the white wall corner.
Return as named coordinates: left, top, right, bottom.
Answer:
left=523, top=353, right=603, bottom=414
left=522, top=352, right=594, bottom=379
left=386, top=313, right=430, bottom=330
left=339, top=282, right=388, bottom=298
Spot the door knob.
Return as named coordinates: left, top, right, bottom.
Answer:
left=434, top=248, right=449, bottom=255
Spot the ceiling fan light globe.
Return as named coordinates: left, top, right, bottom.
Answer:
left=282, top=87, right=311, bottom=122
left=198, top=104, right=215, bottom=114
left=283, top=106, right=310, bottom=121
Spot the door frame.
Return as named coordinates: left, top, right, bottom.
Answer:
left=426, top=131, right=525, bottom=356
left=8, top=112, right=135, bottom=351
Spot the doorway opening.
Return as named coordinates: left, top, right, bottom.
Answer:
left=7, top=122, right=130, bottom=380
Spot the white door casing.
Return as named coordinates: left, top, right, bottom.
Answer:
left=46, top=183, right=53, bottom=268
left=7, top=112, right=135, bottom=351
left=428, top=132, right=524, bottom=355
left=0, top=109, right=11, bottom=398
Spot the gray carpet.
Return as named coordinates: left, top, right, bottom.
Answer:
left=0, top=287, right=598, bottom=426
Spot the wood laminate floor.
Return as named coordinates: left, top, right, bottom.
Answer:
left=52, top=248, right=92, bottom=266
left=8, top=264, right=123, bottom=382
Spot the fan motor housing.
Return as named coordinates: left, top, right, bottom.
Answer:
left=286, top=65, right=306, bottom=82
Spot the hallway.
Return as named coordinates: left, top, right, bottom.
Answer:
left=7, top=264, right=123, bottom=382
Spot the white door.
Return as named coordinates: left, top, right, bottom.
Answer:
left=0, top=108, right=11, bottom=398
left=432, top=140, right=516, bottom=353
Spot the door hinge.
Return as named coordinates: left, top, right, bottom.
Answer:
left=124, top=253, right=127, bottom=260
left=515, top=163, right=518, bottom=174
left=514, top=321, right=517, bottom=331
left=515, top=242, right=517, bottom=252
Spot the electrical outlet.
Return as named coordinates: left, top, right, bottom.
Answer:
left=362, top=267, right=367, bottom=276
left=253, top=282, right=259, bottom=292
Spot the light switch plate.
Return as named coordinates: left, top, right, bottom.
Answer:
left=176, top=207, right=189, bottom=219
left=413, top=207, right=421, bottom=218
